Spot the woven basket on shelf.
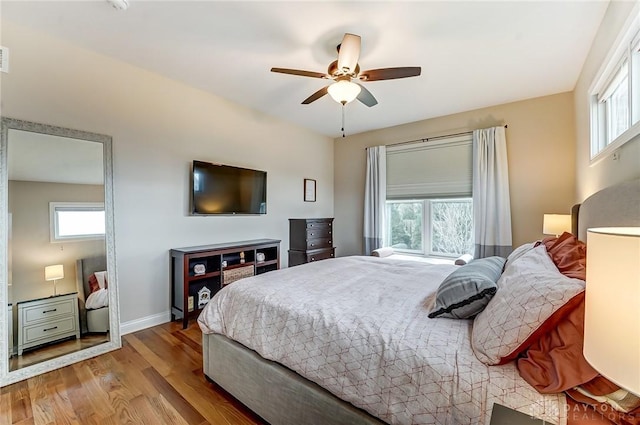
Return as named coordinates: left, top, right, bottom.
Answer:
left=223, top=265, right=255, bottom=286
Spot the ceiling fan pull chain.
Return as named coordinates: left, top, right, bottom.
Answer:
left=341, top=104, right=345, bottom=137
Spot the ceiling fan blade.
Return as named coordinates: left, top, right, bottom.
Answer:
left=359, top=67, right=421, bottom=82
left=302, top=86, right=329, bottom=104
left=356, top=84, right=378, bottom=107
left=337, top=33, right=361, bottom=74
left=271, top=68, right=328, bottom=79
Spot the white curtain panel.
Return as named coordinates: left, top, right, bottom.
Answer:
left=363, top=145, right=387, bottom=254
left=472, top=126, right=513, bottom=258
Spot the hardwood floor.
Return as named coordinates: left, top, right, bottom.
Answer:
left=10, top=334, right=109, bottom=371
left=1, top=320, right=266, bottom=425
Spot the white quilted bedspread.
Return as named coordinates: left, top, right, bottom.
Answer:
left=198, top=256, right=566, bottom=425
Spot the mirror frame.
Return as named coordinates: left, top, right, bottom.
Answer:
left=0, top=117, right=121, bottom=386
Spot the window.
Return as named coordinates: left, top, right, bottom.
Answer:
left=590, top=12, right=640, bottom=161
left=385, top=133, right=473, bottom=258
left=430, top=199, right=473, bottom=256
left=387, top=201, right=423, bottom=252
left=386, top=198, right=473, bottom=258
left=50, top=202, right=105, bottom=242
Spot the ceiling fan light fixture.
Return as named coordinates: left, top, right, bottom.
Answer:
left=107, top=0, right=129, bottom=10
left=328, top=80, right=361, bottom=105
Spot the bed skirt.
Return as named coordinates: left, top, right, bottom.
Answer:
left=87, top=306, right=109, bottom=333
left=202, top=332, right=386, bottom=425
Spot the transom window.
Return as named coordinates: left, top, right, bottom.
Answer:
left=50, top=202, right=105, bottom=242
left=590, top=15, right=640, bottom=161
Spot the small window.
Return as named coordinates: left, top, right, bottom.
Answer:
left=50, top=202, right=105, bottom=242
left=600, top=60, right=629, bottom=145
left=590, top=17, right=640, bottom=162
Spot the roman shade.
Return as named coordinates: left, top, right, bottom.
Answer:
left=386, top=135, right=472, bottom=199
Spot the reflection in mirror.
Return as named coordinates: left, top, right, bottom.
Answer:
left=0, top=118, right=120, bottom=386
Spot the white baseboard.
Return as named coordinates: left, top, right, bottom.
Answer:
left=119, top=311, right=171, bottom=335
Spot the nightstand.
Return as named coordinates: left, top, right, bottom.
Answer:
left=17, top=292, right=80, bottom=355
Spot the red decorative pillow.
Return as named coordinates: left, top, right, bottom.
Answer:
left=88, top=274, right=100, bottom=294
left=542, top=232, right=586, bottom=280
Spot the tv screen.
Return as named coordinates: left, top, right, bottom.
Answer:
left=191, top=160, right=267, bottom=215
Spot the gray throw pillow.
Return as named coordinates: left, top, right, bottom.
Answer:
left=428, top=256, right=506, bottom=319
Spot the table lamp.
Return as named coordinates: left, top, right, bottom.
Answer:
left=44, top=264, right=64, bottom=296
left=584, top=227, right=640, bottom=396
left=543, top=214, right=571, bottom=237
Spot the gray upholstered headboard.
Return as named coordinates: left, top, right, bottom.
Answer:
left=75, top=256, right=107, bottom=299
left=75, top=256, right=107, bottom=334
left=573, top=178, right=640, bottom=242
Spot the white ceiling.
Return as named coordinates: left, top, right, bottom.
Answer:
left=1, top=1, right=609, bottom=138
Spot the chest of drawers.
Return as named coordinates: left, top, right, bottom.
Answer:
left=288, top=218, right=335, bottom=267
left=17, top=292, right=80, bottom=355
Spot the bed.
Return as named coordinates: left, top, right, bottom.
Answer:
left=75, top=256, right=110, bottom=334
left=198, top=178, right=640, bottom=425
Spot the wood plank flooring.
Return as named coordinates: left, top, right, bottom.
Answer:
left=10, top=334, right=109, bottom=371
left=1, top=320, right=266, bottom=425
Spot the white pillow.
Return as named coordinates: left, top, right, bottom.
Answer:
left=502, top=242, right=537, bottom=275
left=371, top=247, right=394, bottom=258
left=94, top=271, right=107, bottom=289
left=471, top=245, right=585, bottom=365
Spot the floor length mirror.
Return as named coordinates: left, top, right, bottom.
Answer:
left=0, top=118, right=120, bottom=386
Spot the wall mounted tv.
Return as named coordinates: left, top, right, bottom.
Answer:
left=191, top=160, right=267, bottom=215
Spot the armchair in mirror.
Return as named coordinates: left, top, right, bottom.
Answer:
left=0, top=117, right=120, bottom=386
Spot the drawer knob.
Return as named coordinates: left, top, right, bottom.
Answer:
left=310, top=243, right=314, bottom=246
left=42, top=308, right=57, bottom=314
left=329, top=240, right=332, bottom=244
left=310, top=232, right=314, bottom=236
left=43, top=326, right=58, bottom=332
left=310, top=257, right=315, bottom=261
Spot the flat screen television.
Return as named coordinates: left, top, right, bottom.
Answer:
left=191, top=160, right=267, bottom=215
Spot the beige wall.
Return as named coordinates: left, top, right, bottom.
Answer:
left=8, top=181, right=105, bottom=303
left=1, top=22, right=334, bottom=326
left=574, top=1, right=640, bottom=201
left=334, top=92, right=576, bottom=256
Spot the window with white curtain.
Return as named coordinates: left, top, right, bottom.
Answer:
left=385, top=135, right=473, bottom=258
left=590, top=12, right=640, bottom=162
left=50, top=202, right=105, bottom=242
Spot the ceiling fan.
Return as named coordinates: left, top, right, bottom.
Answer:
left=271, top=33, right=421, bottom=107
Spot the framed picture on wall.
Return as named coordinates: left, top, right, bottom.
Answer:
left=304, top=178, right=316, bottom=202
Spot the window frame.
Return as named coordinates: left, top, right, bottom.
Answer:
left=589, top=9, right=640, bottom=163
left=428, top=198, right=473, bottom=258
left=385, top=199, right=425, bottom=255
left=49, top=202, right=105, bottom=243
left=385, top=197, right=473, bottom=259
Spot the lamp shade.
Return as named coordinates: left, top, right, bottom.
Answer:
left=44, top=264, right=64, bottom=281
left=327, top=80, right=361, bottom=104
left=584, top=227, right=640, bottom=396
left=543, top=214, right=571, bottom=236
